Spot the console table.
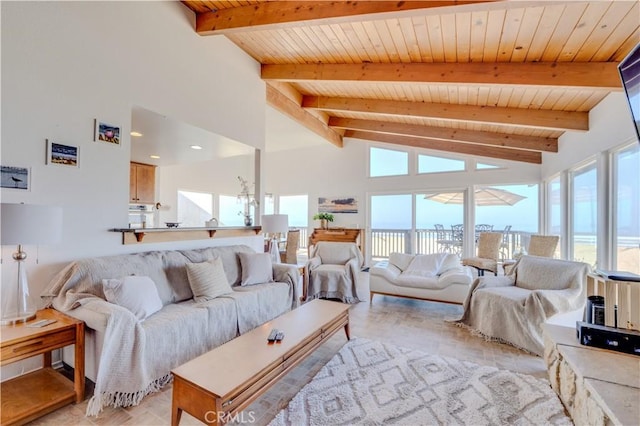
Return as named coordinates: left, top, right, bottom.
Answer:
left=308, top=228, right=364, bottom=256
left=543, top=323, right=639, bottom=426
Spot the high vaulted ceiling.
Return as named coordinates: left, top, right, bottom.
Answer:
left=182, top=1, right=640, bottom=164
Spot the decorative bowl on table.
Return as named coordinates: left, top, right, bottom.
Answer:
left=165, top=222, right=181, bottom=228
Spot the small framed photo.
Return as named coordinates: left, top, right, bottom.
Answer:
left=94, top=119, right=121, bottom=145
left=1, top=165, right=31, bottom=191
left=47, top=139, right=79, bottom=168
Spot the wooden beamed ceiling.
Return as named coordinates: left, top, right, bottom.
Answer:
left=184, top=0, right=640, bottom=164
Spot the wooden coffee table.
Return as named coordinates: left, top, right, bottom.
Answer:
left=171, top=299, right=350, bottom=425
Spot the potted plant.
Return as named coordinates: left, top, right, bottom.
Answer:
left=313, top=212, right=334, bottom=230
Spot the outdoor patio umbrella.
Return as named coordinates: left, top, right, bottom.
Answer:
left=424, top=187, right=526, bottom=206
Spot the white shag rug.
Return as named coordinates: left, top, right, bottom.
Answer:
left=269, top=338, right=571, bottom=426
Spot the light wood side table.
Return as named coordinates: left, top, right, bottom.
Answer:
left=1, top=308, right=85, bottom=426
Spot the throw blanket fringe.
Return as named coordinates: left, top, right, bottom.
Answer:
left=86, top=373, right=173, bottom=416
left=451, top=321, right=539, bottom=356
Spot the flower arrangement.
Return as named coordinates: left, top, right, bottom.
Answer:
left=237, top=176, right=258, bottom=226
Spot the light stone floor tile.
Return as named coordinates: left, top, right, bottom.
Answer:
left=30, top=293, right=546, bottom=426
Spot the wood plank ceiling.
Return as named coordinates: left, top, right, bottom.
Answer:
left=182, top=0, right=640, bottom=164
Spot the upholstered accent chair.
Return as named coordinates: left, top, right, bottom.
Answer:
left=527, top=234, right=560, bottom=257
left=462, top=232, right=503, bottom=276
left=456, top=255, right=589, bottom=356
left=304, top=242, right=364, bottom=304
left=504, top=234, right=559, bottom=275
left=279, top=229, right=300, bottom=265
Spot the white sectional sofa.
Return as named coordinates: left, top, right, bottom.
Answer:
left=370, top=252, right=474, bottom=305
left=42, top=244, right=299, bottom=415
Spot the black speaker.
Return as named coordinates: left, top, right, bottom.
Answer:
left=576, top=321, right=640, bottom=356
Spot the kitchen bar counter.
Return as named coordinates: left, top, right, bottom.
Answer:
left=110, top=226, right=261, bottom=244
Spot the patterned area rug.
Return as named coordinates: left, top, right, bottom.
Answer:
left=269, top=338, right=571, bottom=425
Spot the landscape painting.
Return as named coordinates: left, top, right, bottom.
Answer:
left=0, top=166, right=30, bottom=190
left=47, top=140, right=79, bottom=167
left=318, top=196, right=358, bottom=214
left=94, top=119, right=121, bottom=145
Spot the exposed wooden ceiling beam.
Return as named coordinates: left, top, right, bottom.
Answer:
left=266, top=83, right=343, bottom=148
left=263, top=62, right=622, bottom=90
left=303, top=96, right=589, bottom=132
left=329, top=117, right=557, bottom=152
left=195, top=1, right=495, bottom=35
left=345, top=130, right=542, bottom=164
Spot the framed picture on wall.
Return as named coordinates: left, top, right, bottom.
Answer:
left=0, top=165, right=31, bottom=191
left=94, top=119, right=121, bottom=146
left=318, top=196, right=358, bottom=214
left=46, top=139, right=79, bottom=168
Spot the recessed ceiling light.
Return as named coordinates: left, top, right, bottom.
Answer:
left=190, top=145, right=203, bottom=150
left=150, top=155, right=160, bottom=159
left=130, top=131, right=143, bottom=137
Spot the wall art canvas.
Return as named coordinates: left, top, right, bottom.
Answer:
left=94, top=119, right=121, bottom=145
left=318, top=196, right=358, bottom=214
left=1, top=166, right=30, bottom=191
left=47, top=140, right=79, bottom=167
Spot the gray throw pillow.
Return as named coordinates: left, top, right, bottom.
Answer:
left=185, top=257, right=233, bottom=302
left=238, top=252, right=274, bottom=286
left=102, top=275, right=163, bottom=321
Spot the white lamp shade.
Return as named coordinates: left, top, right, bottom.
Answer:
left=261, top=214, right=289, bottom=234
left=1, top=203, right=63, bottom=246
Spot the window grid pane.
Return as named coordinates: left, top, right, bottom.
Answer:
left=615, top=145, right=640, bottom=274
left=369, top=147, right=408, bottom=177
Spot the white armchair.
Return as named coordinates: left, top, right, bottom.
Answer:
left=456, top=255, right=590, bottom=356
left=304, top=242, right=363, bottom=304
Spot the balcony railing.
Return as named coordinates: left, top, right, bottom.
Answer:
left=371, top=228, right=531, bottom=260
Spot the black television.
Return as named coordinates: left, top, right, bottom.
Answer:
left=618, top=42, right=640, bottom=143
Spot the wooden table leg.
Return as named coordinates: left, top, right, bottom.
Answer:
left=74, top=322, right=85, bottom=403
left=344, top=321, right=350, bottom=340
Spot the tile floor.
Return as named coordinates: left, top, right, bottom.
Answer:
left=30, top=290, right=546, bottom=426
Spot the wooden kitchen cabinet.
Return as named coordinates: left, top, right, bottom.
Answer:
left=130, top=162, right=156, bottom=204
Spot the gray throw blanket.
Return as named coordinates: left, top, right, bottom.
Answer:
left=454, top=255, right=589, bottom=356
left=41, top=246, right=298, bottom=416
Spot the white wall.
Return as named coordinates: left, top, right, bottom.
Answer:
left=542, top=92, right=638, bottom=178
left=1, top=2, right=265, bottom=378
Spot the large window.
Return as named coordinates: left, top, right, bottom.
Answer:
left=369, top=147, right=408, bottom=177
left=417, top=192, right=464, bottom=255
left=219, top=194, right=245, bottom=226
left=614, top=144, right=640, bottom=273
left=475, top=184, right=539, bottom=259
left=279, top=195, right=308, bottom=228
left=418, top=154, right=465, bottom=174
left=571, top=163, right=598, bottom=266
left=547, top=176, right=562, bottom=258
left=177, top=190, right=213, bottom=227
left=370, top=194, right=412, bottom=257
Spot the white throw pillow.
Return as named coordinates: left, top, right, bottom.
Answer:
left=238, top=252, right=274, bottom=286
left=402, top=253, right=444, bottom=277
left=185, top=258, right=233, bottom=302
left=388, top=252, right=414, bottom=271
left=439, top=253, right=461, bottom=274
left=102, top=275, right=163, bottom=321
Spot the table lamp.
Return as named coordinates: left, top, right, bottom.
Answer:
left=1, top=203, right=63, bottom=325
left=261, top=214, right=289, bottom=241
left=261, top=214, right=289, bottom=262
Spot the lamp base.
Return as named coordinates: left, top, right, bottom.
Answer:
left=0, top=312, right=37, bottom=326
